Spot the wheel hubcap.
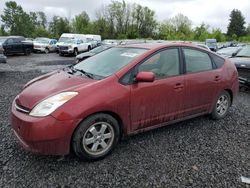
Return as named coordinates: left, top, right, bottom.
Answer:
left=216, top=95, right=229, bottom=116
left=82, top=122, right=114, bottom=156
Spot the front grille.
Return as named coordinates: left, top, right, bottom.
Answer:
left=59, top=46, right=68, bottom=50
left=15, top=103, right=30, bottom=114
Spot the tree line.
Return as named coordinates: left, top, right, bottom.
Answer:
left=1, top=1, right=250, bottom=42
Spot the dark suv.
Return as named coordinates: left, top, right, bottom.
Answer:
left=0, top=36, right=33, bottom=56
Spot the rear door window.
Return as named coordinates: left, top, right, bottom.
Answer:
left=183, top=48, right=213, bottom=73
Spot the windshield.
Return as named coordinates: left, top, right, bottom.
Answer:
left=0, top=38, right=7, bottom=44
left=74, top=47, right=147, bottom=78
left=34, top=38, right=49, bottom=44
left=236, top=45, right=250, bottom=57
left=206, top=42, right=217, bottom=48
left=58, top=37, right=73, bottom=43
left=64, top=39, right=76, bottom=44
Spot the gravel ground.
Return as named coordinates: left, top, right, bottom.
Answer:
left=0, top=53, right=74, bottom=72
left=0, top=55, right=249, bottom=187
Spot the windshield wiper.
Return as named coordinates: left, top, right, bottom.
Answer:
left=76, top=69, right=94, bottom=79
left=235, top=55, right=250, bottom=58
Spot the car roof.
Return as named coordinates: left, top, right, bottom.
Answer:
left=119, top=42, right=203, bottom=50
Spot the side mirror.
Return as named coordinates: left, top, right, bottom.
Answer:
left=135, top=71, right=155, bottom=82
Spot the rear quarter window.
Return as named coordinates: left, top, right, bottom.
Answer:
left=210, top=54, right=225, bottom=68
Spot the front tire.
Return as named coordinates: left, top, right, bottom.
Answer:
left=72, top=113, right=120, bottom=160
left=211, top=91, right=231, bottom=119
left=74, top=48, right=78, bottom=56
left=44, top=48, right=49, bottom=54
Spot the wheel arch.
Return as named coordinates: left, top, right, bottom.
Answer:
left=224, top=88, right=233, bottom=105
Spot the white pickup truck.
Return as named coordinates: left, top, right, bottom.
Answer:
left=58, top=38, right=92, bottom=56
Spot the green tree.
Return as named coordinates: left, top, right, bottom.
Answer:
left=72, top=11, right=90, bottom=33
left=193, top=23, right=210, bottom=41
left=159, top=14, right=192, bottom=40
left=49, top=16, right=71, bottom=38
left=1, top=1, right=35, bottom=37
left=227, top=9, right=246, bottom=39
left=210, top=28, right=226, bottom=42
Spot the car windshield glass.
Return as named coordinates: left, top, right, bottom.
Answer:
left=206, top=42, right=216, bottom=48
left=236, top=46, right=250, bottom=57
left=0, top=38, right=7, bottom=44
left=64, top=39, right=76, bottom=44
left=74, top=47, right=147, bottom=78
left=58, top=37, right=73, bottom=42
left=34, top=39, right=49, bottom=44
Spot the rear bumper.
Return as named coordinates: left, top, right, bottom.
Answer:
left=11, top=102, right=79, bottom=155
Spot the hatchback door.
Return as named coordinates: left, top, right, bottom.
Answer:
left=130, top=48, right=185, bottom=131
left=181, top=48, right=221, bottom=117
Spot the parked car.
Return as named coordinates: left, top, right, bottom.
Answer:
left=86, top=34, right=102, bottom=47
left=0, top=36, right=33, bottom=55
left=75, top=44, right=115, bottom=63
left=102, top=39, right=119, bottom=45
left=11, top=43, right=238, bottom=160
left=205, top=39, right=218, bottom=51
left=58, top=38, right=92, bottom=56
left=230, top=45, right=250, bottom=87
left=33, top=38, right=57, bottom=53
left=217, top=47, right=242, bottom=58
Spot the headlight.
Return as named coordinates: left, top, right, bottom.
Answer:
left=29, top=92, right=78, bottom=117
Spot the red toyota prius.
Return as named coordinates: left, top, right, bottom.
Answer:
left=11, top=43, right=239, bottom=160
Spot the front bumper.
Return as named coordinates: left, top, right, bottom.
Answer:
left=60, top=49, right=74, bottom=54
left=34, top=47, right=46, bottom=52
left=11, top=102, right=79, bottom=155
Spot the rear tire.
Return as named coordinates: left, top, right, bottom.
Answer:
left=25, top=48, right=31, bottom=56
left=211, top=91, right=231, bottom=120
left=72, top=113, right=120, bottom=161
left=88, top=46, right=91, bottom=51
left=74, top=48, right=78, bottom=56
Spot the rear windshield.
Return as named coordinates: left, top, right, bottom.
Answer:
left=74, top=47, right=148, bottom=78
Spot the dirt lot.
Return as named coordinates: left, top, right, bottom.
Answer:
left=0, top=53, right=249, bottom=187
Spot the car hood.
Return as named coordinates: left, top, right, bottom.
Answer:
left=230, top=57, right=250, bottom=69
left=16, top=70, right=96, bottom=109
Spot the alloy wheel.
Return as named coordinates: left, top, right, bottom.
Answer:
left=216, top=94, right=229, bottom=116
left=82, top=122, right=114, bottom=156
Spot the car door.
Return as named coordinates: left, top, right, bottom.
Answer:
left=181, top=47, right=221, bottom=117
left=4, top=39, right=14, bottom=53
left=13, top=38, right=23, bottom=53
left=130, top=48, right=185, bottom=131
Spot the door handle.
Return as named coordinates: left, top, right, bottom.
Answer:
left=174, top=83, right=184, bottom=90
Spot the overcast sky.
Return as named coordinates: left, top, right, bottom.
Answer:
left=0, top=0, right=250, bottom=32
